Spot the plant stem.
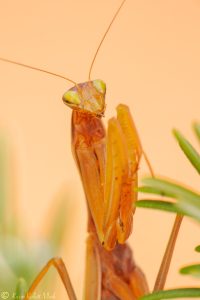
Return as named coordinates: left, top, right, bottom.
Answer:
left=153, top=214, right=183, bottom=291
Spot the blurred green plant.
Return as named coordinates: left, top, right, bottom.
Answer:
left=137, top=122, right=200, bottom=299
left=0, top=134, right=70, bottom=298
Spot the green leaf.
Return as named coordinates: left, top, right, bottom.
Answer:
left=138, top=186, right=168, bottom=196
left=193, top=122, right=200, bottom=142
left=14, top=278, right=27, bottom=300
left=195, top=245, right=200, bottom=253
left=140, top=178, right=200, bottom=222
left=175, top=200, right=200, bottom=222
left=136, top=200, right=178, bottom=213
left=180, top=264, right=200, bottom=278
left=140, top=288, right=200, bottom=299
left=173, top=129, right=200, bottom=174
left=141, top=178, right=200, bottom=202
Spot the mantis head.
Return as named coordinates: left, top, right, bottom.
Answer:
left=62, top=79, right=106, bottom=117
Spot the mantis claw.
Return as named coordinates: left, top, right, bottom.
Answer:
left=103, top=104, right=141, bottom=248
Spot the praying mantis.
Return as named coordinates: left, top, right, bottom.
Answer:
left=0, top=0, right=184, bottom=299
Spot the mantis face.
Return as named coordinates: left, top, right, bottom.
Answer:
left=62, top=79, right=106, bottom=117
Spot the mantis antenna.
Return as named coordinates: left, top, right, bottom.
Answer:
left=0, top=0, right=127, bottom=84
left=88, top=0, right=127, bottom=80
left=0, top=57, right=77, bottom=85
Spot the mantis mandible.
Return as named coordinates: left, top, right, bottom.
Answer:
left=0, top=0, right=183, bottom=299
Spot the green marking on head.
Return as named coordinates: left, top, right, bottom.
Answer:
left=62, top=90, right=81, bottom=105
left=93, top=79, right=106, bottom=94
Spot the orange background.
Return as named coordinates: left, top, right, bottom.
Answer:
left=0, top=0, right=200, bottom=298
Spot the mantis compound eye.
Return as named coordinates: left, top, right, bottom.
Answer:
left=62, top=90, right=81, bottom=105
left=93, top=79, right=106, bottom=94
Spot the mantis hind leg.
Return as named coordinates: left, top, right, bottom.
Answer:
left=24, top=257, right=77, bottom=300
